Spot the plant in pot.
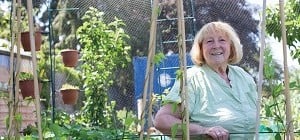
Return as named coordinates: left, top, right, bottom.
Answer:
left=19, top=6, right=42, bottom=52
left=19, top=72, right=42, bottom=99
left=60, top=48, right=79, bottom=67
left=21, top=30, right=42, bottom=52
left=60, top=83, right=79, bottom=105
left=56, top=63, right=82, bottom=106
left=58, top=34, right=80, bottom=67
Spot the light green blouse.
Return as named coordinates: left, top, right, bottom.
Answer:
left=164, top=64, right=258, bottom=140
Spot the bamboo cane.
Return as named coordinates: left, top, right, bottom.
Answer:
left=26, top=0, right=43, bottom=139
left=139, top=0, right=159, bottom=139
left=255, top=0, right=267, bottom=139
left=12, top=0, right=22, bottom=138
left=279, top=0, right=295, bottom=139
left=7, top=0, right=19, bottom=137
left=7, top=0, right=23, bottom=137
left=176, top=0, right=189, bottom=139
left=15, top=0, right=22, bottom=108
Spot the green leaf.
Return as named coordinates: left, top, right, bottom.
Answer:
left=154, top=52, right=166, bottom=65
left=275, top=132, right=282, bottom=140
left=289, top=81, right=297, bottom=89
left=171, top=102, right=178, bottom=113
left=265, top=105, right=272, bottom=117
left=176, top=70, right=183, bottom=80
left=171, top=123, right=179, bottom=139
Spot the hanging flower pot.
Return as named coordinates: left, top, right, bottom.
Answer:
left=19, top=79, right=42, bottom=99
left=60, top=84, right=79, bottom=105
left=19, top=72, right=42, bottom=99
left=60, top=49, right=79, bottom=67
left=21, top=31, right=42, bottom=51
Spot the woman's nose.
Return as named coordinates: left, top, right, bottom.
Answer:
left=212, top=41, right=221, bottom=48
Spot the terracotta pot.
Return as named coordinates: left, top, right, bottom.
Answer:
left=19, top=80, right=42, bottom=99
left=61, top=49, right=79, bottom=67
left=21, top=31, right=42, bottom=51
left=60, top=89, right=79, bottom=105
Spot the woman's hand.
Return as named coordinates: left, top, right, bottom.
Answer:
left=204, top=126, right=229, bottom=140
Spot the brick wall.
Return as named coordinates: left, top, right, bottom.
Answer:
left=0, top=96, right=37, bottom=136
left=0, top=48, right=37, bottom=136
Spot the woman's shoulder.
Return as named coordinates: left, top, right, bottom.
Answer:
left=228, top=65, right=253, bottom=79
left=186, top=65, right=204, bottom=80
left=187, top=65, right=200, bottom=72
left=229, top=65, right=244, bottom=71
left=186, top=65, right=204, bottom=76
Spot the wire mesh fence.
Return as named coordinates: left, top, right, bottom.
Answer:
left=2, top=0, right=300, bottom=138
left=6, top=0, right=263, bottom=110
left=51, top=0, right=261, bottom=113
left=31, top=0, right=299, bottom=130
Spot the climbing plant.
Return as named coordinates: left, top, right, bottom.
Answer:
left=261, top=46, right=300, bottom=139
left=77, top=7, right=131, bottom=127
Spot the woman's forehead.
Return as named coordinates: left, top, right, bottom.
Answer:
left=203, top=30, right=228, bottom=38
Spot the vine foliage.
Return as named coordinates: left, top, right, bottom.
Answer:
left=266, top=0, right=300, bottom=64
left=77, top=7, right=131, bottom=127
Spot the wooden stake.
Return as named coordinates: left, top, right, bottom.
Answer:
left=255, top=0, right=267, bottom=139
left=26, top=0, right=43, bottom=139
left=279, top=0, right=295, bottom=139
left=177, top=0, right=189, bottom=139
left=7, top=0, right=20, bottom=138
left=139, top=0, right=159, bottom=139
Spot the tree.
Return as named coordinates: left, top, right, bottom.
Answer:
left=266, top=0, right=300, bottom=64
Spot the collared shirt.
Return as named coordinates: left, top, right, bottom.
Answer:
left=164, top=64, right=258, bottom=140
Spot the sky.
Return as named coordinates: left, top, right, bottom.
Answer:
left=248, top=0, right=279, bottom=6
left=0, top=1, right=9, bottom=11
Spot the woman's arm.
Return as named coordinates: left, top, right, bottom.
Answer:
left=153, top=103, right=207, bottom=135
left=153, top=103, right=229, bottom=140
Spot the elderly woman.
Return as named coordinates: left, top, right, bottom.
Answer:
left=154, top=21, right=258, bottom=140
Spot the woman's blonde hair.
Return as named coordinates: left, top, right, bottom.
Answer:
left=190, top=21, right=243, bottom=66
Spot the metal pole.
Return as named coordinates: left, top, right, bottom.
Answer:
left=190, top=0, right=197, bottom=36
left=47, top=6, right=79, bottom=123
left=48, top=8, right=56, bottom=123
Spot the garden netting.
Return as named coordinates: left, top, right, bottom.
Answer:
left=2, top=0, right=300, bottom=139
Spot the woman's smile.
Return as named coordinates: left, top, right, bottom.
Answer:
left=202, top=31, right=231, bottom=67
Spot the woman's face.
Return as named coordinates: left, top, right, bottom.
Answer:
left=202, top=31, right=231, bottom=67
